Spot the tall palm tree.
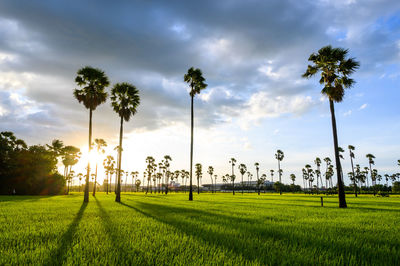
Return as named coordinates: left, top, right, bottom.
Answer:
left=74, top=66, right=109, bottom=202
left=146, top=156, right=155, bottom=194
left=255, top=162, right=260, bottom=195
left=323, top=157, right=331, bottom=188
left=270, top=169, right=274, bottom=182
left=348, top=145, right=357, bottom=197
left=230, top=174, right=236, bottom=195
left=93, top=138, right=107, bottom=196
left=303, top=45, right=359, bottom=208
left=46, top=139, right=64, bottom=165
left=195, top=163, right=202, bottom=194
left=207, top=166, right=214, bottom=193
left=111, top=82, right=140, bottom=202
left=275, top=150, right=284, bottom=183
left=229, top=158, right=236, bottom=195
left=238, top=164, right=247, bottom=194
left=184, top=67, right=207, bottom=201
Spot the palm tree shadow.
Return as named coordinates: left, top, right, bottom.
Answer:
left=45, top=202, right=87, bottom=265
left=94, top=198, right=137, bottom=262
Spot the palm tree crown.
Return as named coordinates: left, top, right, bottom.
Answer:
left=184, top=67, right=208, bottom=97
left=111, top=83, right=140, bottom=122
left=302, top=45, right=359, bottom=102
left=74, top=66, right=109, bottom=110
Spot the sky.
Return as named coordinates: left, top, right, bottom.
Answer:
left=0, top=0, right=399, bottom=186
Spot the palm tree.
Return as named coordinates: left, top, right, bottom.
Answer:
left=229, top=158, right=237, bottom=195
left=195, top=163, right=202, bottom=194
left=184, top=67, right=207, bottom=201
left=214, top=175, right=218, bottom=193
left=247, top=171, right=252, bottom=192
left=323, top=157, right=331, bottom=189
left=146, top=156, right=155, bottom=194
left=230, top=174, right=236, bottom=195
left=77, top=173, right=83, bottom=192
left=135, top=179, right=141, bottom=192
left=46, top=139, right=64, bottom=165
left=303, top=46, right=359, bottom=208
left=366, top=154, right=375, bottom=186
left=238, top=164, right=247, bottom=194
left=103, top=155, right=115, bottom=194
left=275, top=150, right=284, bottom=183
left=111, top=82, right=140, bottom=202
left=314, top=157, right=322, bottom=190
left=302, top=168, right=307, bottom=191
left=255, top=162, right=260, bottom=195
left=348, top=145, right=357, bottom=197
left=93, top=138, right=107, bottom=196
left=290, top=174, right=296, bottom=186
left=163, top=155, right=172, bottom=194
left=74, top=66, right=109, bottom=202
left=207, top=166, right=214, bottom=193
left=270, top=169, right=274, bottom=183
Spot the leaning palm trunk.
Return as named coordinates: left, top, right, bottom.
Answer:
left=84, top=109, right=92, bottom=203
left=329, top=100, right=347, bottom=208
left=350, top=157, right=357, bottom=197
left=115, top=117, right=123, bottom=202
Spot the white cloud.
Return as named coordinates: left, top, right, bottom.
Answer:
left=343, top=110, right=352, bottom=116
left=239, top=91, right=316, bottom=129
left=359, top=103, right=367, bottom=110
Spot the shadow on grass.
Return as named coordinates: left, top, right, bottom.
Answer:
left=0, top=195, right=55, bottom=202
left=94, top=198, right=139, bottom=262
left=119, top=199, right=396, bottom=265
left=45, top=202, right=87, bottom=265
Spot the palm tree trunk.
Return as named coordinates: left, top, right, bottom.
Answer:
left=257, top=170, right=260, bottom=195
left=189, top=94, right=194, bottom=201
left=350, top=157, right=357, bottom=197
left=278, top=160, right=281, bottom=183
left=93, top=163, right=98, bottom=196
left=84, top=108, right=92, bottom=203
left=241, top=174, right=244, bottom=194
left=329, top=99, right=347, bottom=208
left=115, top=117, right=123, bottom=202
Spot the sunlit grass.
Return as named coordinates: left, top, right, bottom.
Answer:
left=0, top=193, right=399, bottom=265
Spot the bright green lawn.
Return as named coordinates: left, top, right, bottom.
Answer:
left=0, top=193, right=399, bottom=265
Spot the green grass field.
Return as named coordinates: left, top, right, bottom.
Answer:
left=0, top=193, right=399, bottom=265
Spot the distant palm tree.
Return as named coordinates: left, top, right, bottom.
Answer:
left=103, top=155, right=115, bottom=194
left=348, top=145, right=357, bottom=197
left=229, top=158, right=237, bottom=195
left=135, top=179, right=141, bottom=192
left=207, top=166, right=214, bottom=193
left=255, top=162, right=260, bottom=195
left=230, top=174, right=236, bottom=195
left=314, top=157, right=322, bottom=190
left=275, top=150, right=284, bottom=183
left=93, top=138, right=107, bottom=196
left=323, top=157, right=331, bottom=188
left=163, top=155, right=172, bottom=194
left=184, top=67, right=207, bottom=201
left=214, top=175, right=218, bottom=193
left=302, top=45, right=359, bottom=208
left=302, top=168, right=307, bottom=191
left=111, top=82, right=140, bottom=202
left=366, top=154, right=375, bottom=186
left=146, top=156, right=155, bottom=194
left=77, top=173, right=83, bottom=192
left=238, top=164, right=247, bottom=194
left=247, top=171, right=252, bottom=191
left=290, top=174, right=296, bottom=190
left=195, top=163, right=202, bottom=194
left=74, top=66, right=109, bottom=202
left=270, top=169, right=274, bottom=182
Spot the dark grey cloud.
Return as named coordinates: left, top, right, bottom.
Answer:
left=0, top=0, right=399, bottom=144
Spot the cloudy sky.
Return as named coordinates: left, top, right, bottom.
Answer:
left=0, top=0, right=399, bottom=185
